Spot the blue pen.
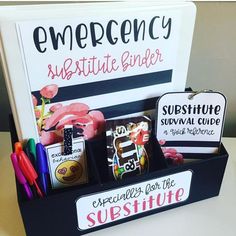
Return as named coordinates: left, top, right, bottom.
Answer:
left=36, top=143, right=49, bottom=195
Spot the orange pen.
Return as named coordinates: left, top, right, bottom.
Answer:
left=18, top=150, right=43, bottom=198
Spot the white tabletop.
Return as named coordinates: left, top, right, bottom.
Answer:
left=0, top=132, right=235, bottom=236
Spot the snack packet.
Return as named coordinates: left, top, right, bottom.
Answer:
left=106, top=116, right=152, bottom=180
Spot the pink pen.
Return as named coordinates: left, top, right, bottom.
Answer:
left=10, top=153, right=33, bottom=200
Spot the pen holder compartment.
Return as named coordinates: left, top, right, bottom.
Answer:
left=15, top=144, right=229, bottom=236
left=9, top=114, right=102, bottom=200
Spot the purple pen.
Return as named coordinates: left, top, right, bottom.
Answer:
left=10, top=153, right=33, bottom=200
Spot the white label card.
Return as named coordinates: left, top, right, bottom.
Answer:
left=155, top=91, right=227, bottom=154
left=45, top=138, right=88, bottom=189
left=76, top=170, right=192, bottom=230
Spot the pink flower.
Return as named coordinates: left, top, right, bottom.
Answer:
left=173, top=153, right=184, bottom=165
left=34, top=109, right=41, bottom=119
left=40, top=84, right=58, bottom=99
left=163, top=148, right=177, bottom=156
left=49, top=103, right=63, bottom=113
left=40, top=131, right=63, bottom=146
left=32, top=94, right=37, bottom=107
left=88, top=110, right=105, bottom=135
left=162, top=147, right=184, bottom=165
left=44, top=102, right=89, bottom=130
left=80, top=124, right=96, bottom=140
left=39, top=101, right=105, bottom=144
left=159, top=139, right=166, bottom=146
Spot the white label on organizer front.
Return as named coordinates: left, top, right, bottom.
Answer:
left=76, top=170, right=192, bottom=230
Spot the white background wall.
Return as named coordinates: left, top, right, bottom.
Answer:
left=187, top=2, right=236, bottom=137
left=0, top=1, right=235, bottom=136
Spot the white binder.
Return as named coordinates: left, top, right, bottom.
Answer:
left=0, top=1, right=196, bottom=143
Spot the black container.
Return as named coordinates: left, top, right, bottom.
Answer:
left=10, top=116, right=228, bottom=236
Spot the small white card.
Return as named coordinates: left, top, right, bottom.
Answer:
left=155, top=91, right=227, bottom=154
left=45, top=138, right=88, bottom=189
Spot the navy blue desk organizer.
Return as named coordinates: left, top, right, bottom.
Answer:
left=9, top=115, right=228, bottom=236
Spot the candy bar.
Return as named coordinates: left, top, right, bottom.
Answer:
left=106, top=116, right=152, bottom=180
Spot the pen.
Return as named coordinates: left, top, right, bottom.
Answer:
left=10, top=153, right=33, bottom=200
left=36, top=143, right=49, bottom=195
left=25, top=138, right=37, bottom=169
left=18, top=150, right=43, bottom=198
left=14, top=142, right=23, bottom=155
left=14, top=141, right=37, bottom=197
